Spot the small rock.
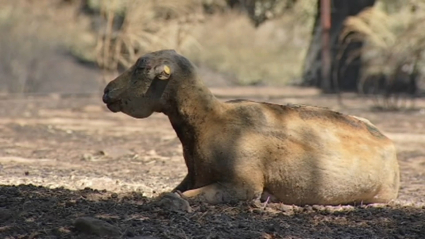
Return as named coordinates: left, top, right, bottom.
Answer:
left=303, top=205, right=313, bottom=212
left=249, top=199, right=263, bottom=208
left=0, top=208, right=13, bottom=222
left=312, top=205, right=325, bottom=211
left=292, top=205, right=303, bottom=213
left=74, top=217, right=120, bottom=236
left=279, top=204, right=294, bottom=213
left=325, top=205, right=335, bottom=213
left=100, top=147, right=133, bottom=158
left=155, top=192, right=192, bottom=213
left=81, top=153, right=94, bottom=161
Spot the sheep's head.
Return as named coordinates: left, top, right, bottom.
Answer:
left=102, top=49, right=192, bottom=118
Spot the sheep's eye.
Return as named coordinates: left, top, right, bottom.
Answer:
left=134, top=59, right=147, bottom=75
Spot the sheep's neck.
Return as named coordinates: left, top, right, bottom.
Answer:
left=164, top=78, right=220, bottom=181
left=165, top=77, right=220, bottom=143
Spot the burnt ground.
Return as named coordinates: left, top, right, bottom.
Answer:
left=0, top=87, right=424, bottom=239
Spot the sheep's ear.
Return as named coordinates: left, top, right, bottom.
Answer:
left=157, top=65, right=171, bottom=80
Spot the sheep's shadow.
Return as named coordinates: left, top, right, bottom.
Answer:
left=1, top=184, right=423, bottom=238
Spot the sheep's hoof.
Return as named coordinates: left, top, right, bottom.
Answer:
left=155, top=192, right=192, bottom=213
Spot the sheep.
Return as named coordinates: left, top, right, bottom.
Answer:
left=102, top=49, right=400, bottom=205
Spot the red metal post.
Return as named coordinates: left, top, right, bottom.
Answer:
left=320, top=0, right=332, bottom=92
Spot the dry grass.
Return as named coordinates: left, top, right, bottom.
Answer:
left=95, top=0, right=204, bottom=83
left=338, top=0, right=425, bottom=109
left=94, top=0, right=316, bottom=85
left=342, top=0, right=425, bottom=76
left=186, top=1, right=316, bottom=85
left=0, top=0, right=315, bottom=91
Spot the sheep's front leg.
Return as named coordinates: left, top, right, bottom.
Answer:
left=172, top=174, right=192, bottom=192
left=182, top=183, right=262, bottom=204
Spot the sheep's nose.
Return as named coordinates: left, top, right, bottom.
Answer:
left=102, top=93, right=110, bottom=104
left=103, top=88, right=111, bottom=104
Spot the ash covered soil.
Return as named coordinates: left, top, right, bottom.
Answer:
left=0, top=87, right=424, bottom=239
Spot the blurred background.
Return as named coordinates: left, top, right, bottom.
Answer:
left=0, top=0, right=424, bottom=108
left=1, top=2, right=425, bottom=237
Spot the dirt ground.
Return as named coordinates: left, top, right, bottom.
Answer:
left=0, top=87, right=424, bottom=239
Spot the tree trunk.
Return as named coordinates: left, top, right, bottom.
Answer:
left=302, top=0, right=376, bottom=92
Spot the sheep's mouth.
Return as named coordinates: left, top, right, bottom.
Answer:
left=106, top=100, right=121, bottom=113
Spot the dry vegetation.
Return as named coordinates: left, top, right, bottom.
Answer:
left=345, top=0, right=425, bottom=75
left=188, top=0, right=316, bottom=85
left=94, top=0, right=205, bottom=83
left=1, top=0, right=425, bottom=92
left=341, top=0, right=425, bottom=109
left=188, top=8, right=315, bottom=86
left=93, top=0, right=316, bottom=85
left=0, top=0, right=317, bottom=93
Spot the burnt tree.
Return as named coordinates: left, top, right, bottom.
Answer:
left=302, top=0, right=376, bottom=92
